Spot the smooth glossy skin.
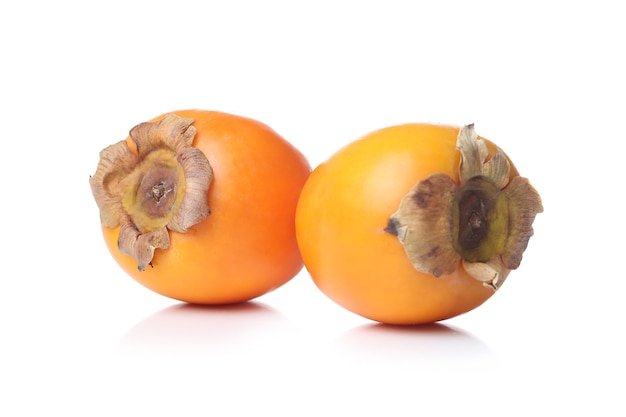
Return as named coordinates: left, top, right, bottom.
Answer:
left=102, top=110, right=311, bottom=304
left=295, top=124, right=517, bottom=324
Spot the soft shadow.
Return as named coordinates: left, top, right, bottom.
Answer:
left=117, top=301, right=294, bottom=356
left=334, top=322, right=497, bottom=368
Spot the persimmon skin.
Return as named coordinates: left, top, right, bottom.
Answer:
left=295, top=124, right=518, bottom=325
left=102, top=110, right=311, bottom=304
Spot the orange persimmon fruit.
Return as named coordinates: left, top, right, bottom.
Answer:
left=295, top=123, right=542, bottom=325
left=90, top=110, right=311, bottom=304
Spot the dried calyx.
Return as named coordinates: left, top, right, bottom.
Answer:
left=386, top=124, right=543, bottom=290
left=90, top=114, right=213, bottom=271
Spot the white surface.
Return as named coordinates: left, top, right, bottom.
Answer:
left=1, top=1, right=624, bottom=415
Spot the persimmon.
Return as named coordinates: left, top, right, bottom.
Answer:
left=295, top=123, right=542, bottom=325
left=90, top=110, right=311, bottom=304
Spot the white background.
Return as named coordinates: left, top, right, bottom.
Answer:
left=2, top=1, right=624, bottom=415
